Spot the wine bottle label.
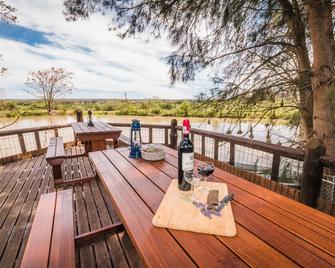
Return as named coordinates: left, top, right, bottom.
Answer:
left=182, top=152, right=194, bottom=170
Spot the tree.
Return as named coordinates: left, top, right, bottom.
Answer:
left=63, top=0, right=335, bottom=157
left=0, top=1, right=16, bottom=77
left=0, top=1, right=17, bottom=24
left=25, top=67, right=74, bottom=113
left=0, top=1, right=17, bottom=129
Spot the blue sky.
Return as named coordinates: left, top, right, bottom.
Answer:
left=0, top=0, right=209, bottom=99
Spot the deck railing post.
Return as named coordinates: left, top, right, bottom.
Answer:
left=164, top=128, right=169, bottom=145
left=18, top=133, right=26, bottom=154
left=229, top=143, right=235, bottom=166
left=170, top=119, right=178, bottom=149
left=34, top=131, right=41, bottom=150
left=214, top=138, right=219, bottom=160
left=271, top=154, right=281, bottom=181
left=149, top=127, right=153, bottom=144
left=76, top=110, right=83, bottom=122
left=54, top=128, right=59, bottom=137
left=201, top=135, right=206, bottom=156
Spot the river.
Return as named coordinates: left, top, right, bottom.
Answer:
left=0, top=115, right=299, bottom=145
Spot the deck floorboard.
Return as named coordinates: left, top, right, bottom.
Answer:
left=0, top=146, right=141, bottom=268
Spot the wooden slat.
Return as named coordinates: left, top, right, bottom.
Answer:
left=49, top=189, right=75, bottom=268
left=20, top=192, right=56, bottom=268
left=89, top=151, right=196, bottom=268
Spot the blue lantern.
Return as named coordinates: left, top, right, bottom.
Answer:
left=129, top=119, right=142, bottom=158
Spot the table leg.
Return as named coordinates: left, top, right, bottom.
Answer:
left=91, top=140, right=107, bottom=151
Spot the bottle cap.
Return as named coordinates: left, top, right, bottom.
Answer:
left=182, top=119, right=190, bottom=134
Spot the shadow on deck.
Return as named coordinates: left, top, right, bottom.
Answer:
left=0, top=146, right=142, bottom=268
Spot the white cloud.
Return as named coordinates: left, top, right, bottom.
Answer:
left=0, top=0, right=210, bottom=99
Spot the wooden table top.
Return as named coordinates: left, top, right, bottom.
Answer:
left=89, top=145, right=335, bottom=268
left=71, top=121, right=121, bottom=141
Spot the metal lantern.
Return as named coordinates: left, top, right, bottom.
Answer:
left=129, top=119, right=142, bottom=158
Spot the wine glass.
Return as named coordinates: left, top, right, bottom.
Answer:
left=197, top=162, right=214, bottom=192
left=184, top=171, right=201, bottom=201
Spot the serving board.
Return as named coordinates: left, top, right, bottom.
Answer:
left=152, top=180, right=237, bottom=237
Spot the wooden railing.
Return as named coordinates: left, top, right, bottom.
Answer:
left=0, top=124, right=74, bottom=164
left=0, top=119, right=334, bottom=215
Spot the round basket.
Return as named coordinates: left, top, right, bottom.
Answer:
left=142, top=145, right=165, bottom=161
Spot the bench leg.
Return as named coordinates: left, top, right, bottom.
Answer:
left=75, top=223, right=124, bottom=246
left=52, top=164, right=63, bottom=187
left=113, top=138, right=119, bottom=148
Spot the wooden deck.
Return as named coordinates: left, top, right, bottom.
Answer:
left=0, top=146, right=142, bottom=268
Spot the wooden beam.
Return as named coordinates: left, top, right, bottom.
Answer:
left=75, top=223, right=125, bottom=246
left=34, top=131, right=41, bottom=150
left=229, top=143, right=235, bottom=166
left=64, top=153, right=85, bottom=159
left=149, top=127, right=153, bottom=144
left=18, top=133, right=26, bottom=154
left=201, top=135, right=206, bottom=156
left=214, top=138, right=219, bottom=160
left=271, top=154, right=281, bottom=181
left=164, top=128, right=169, bottom=145
left=57, top=174, right=98, bottom=187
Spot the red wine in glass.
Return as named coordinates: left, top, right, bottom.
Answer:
left=197, top=162, right=214, bottom=192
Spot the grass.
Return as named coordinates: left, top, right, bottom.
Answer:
left=0, top=99, right=298, bottom=122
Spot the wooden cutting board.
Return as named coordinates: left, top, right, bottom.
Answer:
left=152, top=180, right=237, bottom=237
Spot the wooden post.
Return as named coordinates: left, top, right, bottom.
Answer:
left=214, top=138, right=219, bottom=160
left=271, top=154, right=281, bottom=181
left=191, top=132, right=194, bottom=142
left=229, top=143, right=235, bottom=166
left=170, top=119, right=178, bottom=149
left=164, top=128, right=169, bottom=145
left=18, top=133, right=26, bottom=154
left=300, top=137, right=326, bottom=208
left=54, top=128, right=59, bottom=137
left=149, top=127, right=153, bottom=144
left=34, top=131, right=41, bottom=150
left=76, top=110, right=83, bottom=122
left=201, top=135, right=206, bottom=155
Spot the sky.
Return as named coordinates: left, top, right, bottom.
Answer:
left=0, top=0, right=209, bottom=99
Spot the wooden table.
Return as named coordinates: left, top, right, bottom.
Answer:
left=71, top=121, right=121, bottom=154
left=89, top=145, right=335, bottom=268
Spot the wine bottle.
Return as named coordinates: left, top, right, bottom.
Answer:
left=178, top=119, right=193, bottom=191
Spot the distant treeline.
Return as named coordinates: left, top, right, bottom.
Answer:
left=0, top=99, right=298, bottom=122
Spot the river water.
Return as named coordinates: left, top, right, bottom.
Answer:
left=0, top=115, right=299, bottom=145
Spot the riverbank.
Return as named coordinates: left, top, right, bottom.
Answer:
left=0, top=99, right=298, bottom=122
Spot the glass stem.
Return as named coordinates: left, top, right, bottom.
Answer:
left=191, top=184, right=195, bottom=200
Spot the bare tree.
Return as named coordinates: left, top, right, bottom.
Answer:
left=0, top=1, right=17, bottom=24
left=0, top=1, right=18, bottom=129
left=25, top=67, right=74, bottom=114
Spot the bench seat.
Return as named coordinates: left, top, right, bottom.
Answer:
left=46, top=137, right=65, bottom=165
left=20, top=189, right=75, bottom=268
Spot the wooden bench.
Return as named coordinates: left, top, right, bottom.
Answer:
left=46, top=137, right=95, bottom=187
left=46, top=137, right=65, bottom=186
left=20, top=189, right=125, bottom=268
left=20, top=189, right=75, bottom=268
